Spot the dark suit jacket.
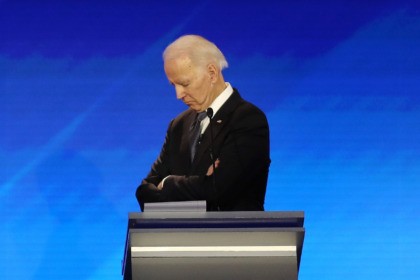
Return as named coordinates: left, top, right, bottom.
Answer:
left=136, top=89, right=270, bottom=211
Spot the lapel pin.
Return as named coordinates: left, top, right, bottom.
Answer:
left=217, top=119, right=222, bottom=124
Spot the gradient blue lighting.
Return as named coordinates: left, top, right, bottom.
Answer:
left=1, top=1, right=419, bottom=279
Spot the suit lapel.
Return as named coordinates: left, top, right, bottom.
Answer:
left=192, top=90, right=243, bottom=166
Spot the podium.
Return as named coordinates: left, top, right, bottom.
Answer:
left=122, top=211, right=305, bottom=280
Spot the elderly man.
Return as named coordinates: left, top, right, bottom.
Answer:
left=136, top=35, right=270, bottom=211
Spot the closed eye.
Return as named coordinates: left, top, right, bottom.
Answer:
left=179, top=81, right=190, bottom=87
left=169, top=80, right=190, bottom=87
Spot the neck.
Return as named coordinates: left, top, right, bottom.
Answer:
left=208, top=80, right=226, bottom=105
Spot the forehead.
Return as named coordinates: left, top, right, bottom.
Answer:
left=165, top=55, right=192, bottom=71
left=164, top=56, right=199, bottom=81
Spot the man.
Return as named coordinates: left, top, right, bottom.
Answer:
left=136, top=35, right=270, bottom=211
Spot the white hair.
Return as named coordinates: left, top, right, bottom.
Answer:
left=163, top=35, right=228, bottom=71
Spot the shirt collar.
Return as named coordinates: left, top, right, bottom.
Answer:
left=208, top=82, right=233, bottom=116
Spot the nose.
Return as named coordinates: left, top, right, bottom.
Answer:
left=175, top=85, right=186, bottom=100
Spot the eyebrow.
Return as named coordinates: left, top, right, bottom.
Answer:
left=171, top=79, right=190, bottom=85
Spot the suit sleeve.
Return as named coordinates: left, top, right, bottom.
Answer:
left=135, top=121, right=173, bottom=211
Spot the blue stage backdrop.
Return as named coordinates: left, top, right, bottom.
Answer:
left=1, top=1, right=419, bottom=279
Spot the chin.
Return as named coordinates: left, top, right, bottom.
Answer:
left=189, top=105, right=200, bottom=111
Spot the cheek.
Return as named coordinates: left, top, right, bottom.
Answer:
left=193, top=88, right=209, bottom=103
left=187, top=75, right=211, bottom=101
left=194, top=79, right=211, bottom=98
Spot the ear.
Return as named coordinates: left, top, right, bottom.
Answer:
left=207, top=63, right=219, bottom=83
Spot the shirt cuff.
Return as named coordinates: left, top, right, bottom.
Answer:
left=158, top=175, right=170, bottom=190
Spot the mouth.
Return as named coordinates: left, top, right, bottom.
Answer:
left=185, top=102, right=199, bottom=110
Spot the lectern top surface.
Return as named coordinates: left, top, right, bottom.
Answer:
left=128, top=211, right=304, bottom=229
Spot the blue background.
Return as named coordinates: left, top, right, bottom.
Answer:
left=1, top=1, right=419, bottom=279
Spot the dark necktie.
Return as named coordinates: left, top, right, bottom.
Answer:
left=190, top=111, right=207, bottom=162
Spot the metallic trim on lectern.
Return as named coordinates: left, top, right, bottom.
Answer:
left=131, top=245, right=296, bottom=257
